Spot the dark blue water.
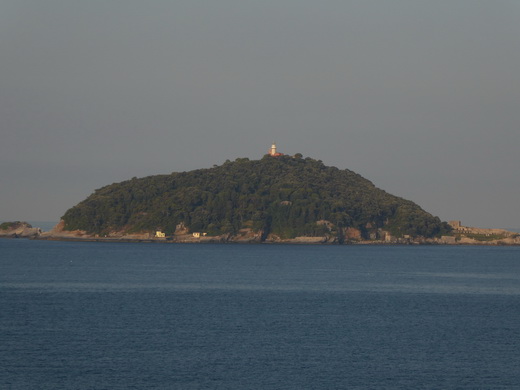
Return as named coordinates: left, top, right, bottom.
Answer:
left=1, top=240, right=520, bottom=389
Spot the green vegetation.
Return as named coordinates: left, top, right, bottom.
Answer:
left=0, top=221, right=30, bottom=230
left=61, top=155, right=451, bottom=239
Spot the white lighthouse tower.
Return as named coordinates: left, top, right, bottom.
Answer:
left=267, top=142, right=284, bottom=157
left=269, top=143, right=277, bottom=156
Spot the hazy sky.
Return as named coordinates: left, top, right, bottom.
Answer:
left=1, top=1, right=519, bottom=228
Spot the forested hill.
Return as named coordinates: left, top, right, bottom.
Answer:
left=61, top=155, right=451, bottom=240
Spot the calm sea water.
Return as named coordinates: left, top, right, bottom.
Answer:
left=27, top=221, right=59, bottom=232
left=1, top=240, right=520, bottom=389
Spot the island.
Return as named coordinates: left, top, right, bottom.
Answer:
left=27, top=148, right=518, bottom=245
left=3, top=147, right=518, bottom=245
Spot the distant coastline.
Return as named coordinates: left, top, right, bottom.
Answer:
left=2, top=220, right=520, bottom=246
left=36, top=221, right=520, bottom=246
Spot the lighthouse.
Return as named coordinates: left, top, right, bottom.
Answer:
left=268, top=143, right=284, bottom=157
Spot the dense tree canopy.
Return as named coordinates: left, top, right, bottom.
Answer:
left=0, top=221, right=32, bottom=230
left=62, top=156, right=451, bottom=239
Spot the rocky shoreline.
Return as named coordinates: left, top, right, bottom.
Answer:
left=3, top=220, right=520, bottom=246
left=0, top=222, right=42, bottom=239
left=26, top=236, right=520, bottom=246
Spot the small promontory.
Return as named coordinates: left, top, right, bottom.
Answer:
left=0, top=221, right=42, bottom=238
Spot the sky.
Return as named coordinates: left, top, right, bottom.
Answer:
left=1, top=0, right=519, bottom=229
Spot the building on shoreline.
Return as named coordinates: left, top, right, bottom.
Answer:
left=448, top=220, right=517, bottom=237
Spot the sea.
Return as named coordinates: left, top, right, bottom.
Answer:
left=1, top=239, right=520, bottom=389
